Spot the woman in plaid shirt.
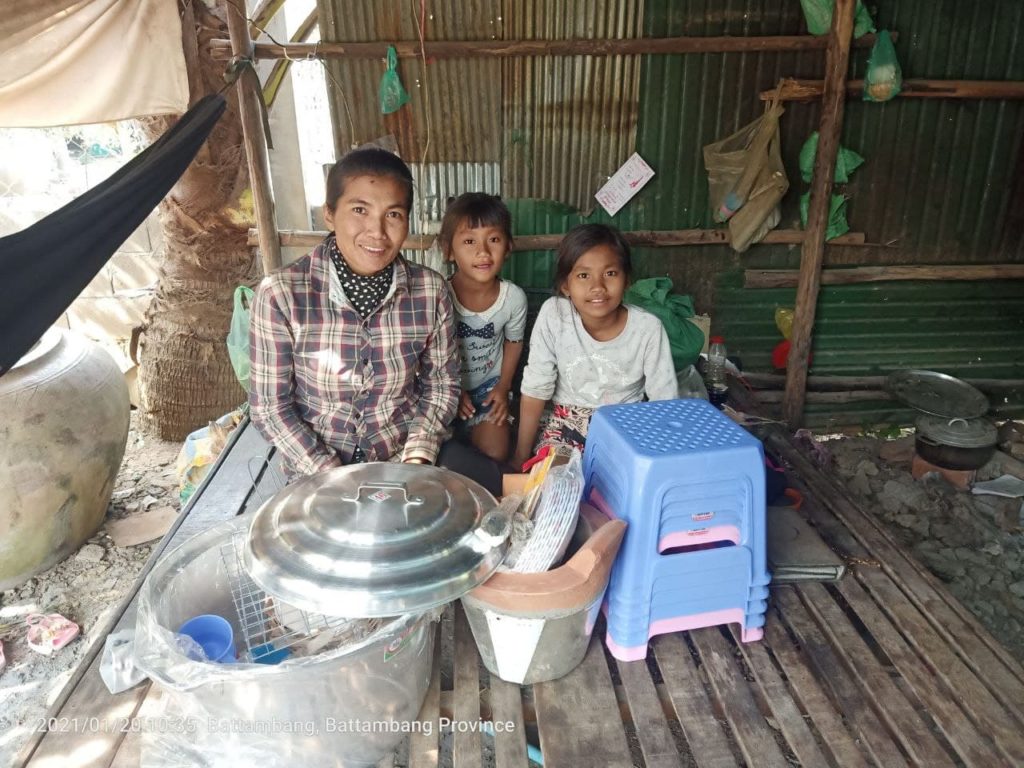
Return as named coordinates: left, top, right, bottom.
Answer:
left=249, top=148, right=501, bottom=494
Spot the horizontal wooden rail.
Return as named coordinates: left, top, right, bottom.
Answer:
left=250, top=228, right=870, bottom=251
left=762, top=77, right=1024, bottom=101
left=742, top=372, right=1024, bottom=391
left=210, top=33, right=886, bottom=62
left=755, top=389, right=892, bottom=404
left=745, top=264, right=1024, bottom=288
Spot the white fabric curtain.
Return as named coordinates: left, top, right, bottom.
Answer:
left=0, top=0, right=189, bottom=127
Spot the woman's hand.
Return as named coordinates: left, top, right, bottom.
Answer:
left=458, top=391, right=476, bottom=421
left=482, top=385, right=510, bottom=424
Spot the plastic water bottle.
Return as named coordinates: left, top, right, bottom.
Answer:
left=706, top=336, right=729, bottom=409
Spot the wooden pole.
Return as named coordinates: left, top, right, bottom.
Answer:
left=762, top=78, right=1024, bottom=101
left=248, top=228, right=870, bottom=250
left=208, top=33, right=886, bottom=62
left=224, top=0, right=281, bottom=274
left=782, top=0, right=856, bottom=429
left=746, top=264, right=1024, bottom=288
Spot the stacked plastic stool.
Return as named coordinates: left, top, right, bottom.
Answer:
left=582, top=398, right=769, bottom=661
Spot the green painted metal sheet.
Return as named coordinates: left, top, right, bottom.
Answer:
left=716, top=270, right=1024, bottom=427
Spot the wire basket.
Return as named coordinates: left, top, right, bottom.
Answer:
left=219, top=530, right=384, bottom=663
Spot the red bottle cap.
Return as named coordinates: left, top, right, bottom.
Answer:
left=710, top=335, right=724, bottom=344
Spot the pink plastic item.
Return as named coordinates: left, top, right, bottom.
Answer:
left=26, top=613, right=80, bottom=656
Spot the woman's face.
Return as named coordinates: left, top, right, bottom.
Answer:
left=324, top=174, right=409, bottom=275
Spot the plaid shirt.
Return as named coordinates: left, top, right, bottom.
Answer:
left=249, top=242, right=460, bottom=477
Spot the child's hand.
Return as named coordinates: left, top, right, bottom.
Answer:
left=511, top=447, right=531, bottom=472
left=482, top=385, right=510, bottom=424
left=458, top=392, right=476, bottom=420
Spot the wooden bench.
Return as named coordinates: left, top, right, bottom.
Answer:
left=17, top=417, right=1024, bottom=767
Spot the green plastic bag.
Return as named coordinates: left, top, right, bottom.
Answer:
left=864, top=31, right=902, bottom=102
left=799, top=132, right=866, bottom=183
left=799, top=192, right=850, bottom=241
left=227, top=285, right=255, bottom=392
left=379, top=45, right=410, bottom=114
left=799, top=0, right=875, bottom=38
left=624, top=278, right=705, bottom=371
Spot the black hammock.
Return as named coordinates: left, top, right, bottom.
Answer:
left=0, top=94, right=226, bottom=375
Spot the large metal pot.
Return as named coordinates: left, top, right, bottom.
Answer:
left=136, top=515, right=435, bottom=768
left=915, top=416, right=997, bottom=471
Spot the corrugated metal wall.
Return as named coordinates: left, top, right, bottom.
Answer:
left=502, top=0, right=643, bottom=211
left=319, top=1, right=503, bottom=163
left=318, top=0, right=643, bottom=212
left=315, top=0, right=1024, bottom=424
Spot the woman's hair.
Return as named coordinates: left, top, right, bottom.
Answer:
left=324, top=147, right=414, bottom=212
left=553, top=224, right=632, bottom=291
left=439, top=193, right=513, bottom=255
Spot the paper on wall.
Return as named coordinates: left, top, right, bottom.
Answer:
left=594, top=153, right=655, bottom=216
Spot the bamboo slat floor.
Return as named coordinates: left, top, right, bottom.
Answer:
left=17, top=417, right=1024, bottom=767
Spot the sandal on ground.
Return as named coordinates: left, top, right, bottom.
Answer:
left=26, top=613, right=80, bottom=656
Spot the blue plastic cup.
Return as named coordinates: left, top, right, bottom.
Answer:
left=178, top=614, right=235, bottom=663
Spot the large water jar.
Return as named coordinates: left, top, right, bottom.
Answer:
left=0, top=328, right=130, bottom=589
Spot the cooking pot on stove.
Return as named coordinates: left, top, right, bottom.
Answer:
left=914, top=415, right=997, bottom=471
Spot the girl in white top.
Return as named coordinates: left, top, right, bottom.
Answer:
left=514, top=224, right=677, bottom=468
left=442, top=193, right=528, bottom=463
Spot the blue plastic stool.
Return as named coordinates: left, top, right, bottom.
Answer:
left=583, top=399, right=770, bottom=661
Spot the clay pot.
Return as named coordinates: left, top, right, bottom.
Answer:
left=0, top=329, right=130, bottom=589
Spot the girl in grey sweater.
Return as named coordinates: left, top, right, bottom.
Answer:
left=513, top=224, right=678, bottom=467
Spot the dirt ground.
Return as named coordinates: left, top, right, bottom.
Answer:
left=0, top=412, right=180, bottom=764
left=823, top=432, right=1024, bottom=661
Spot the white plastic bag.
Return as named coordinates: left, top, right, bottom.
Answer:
left=100, top=629, right=148, bottom=694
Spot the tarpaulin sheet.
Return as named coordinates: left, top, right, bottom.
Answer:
left=0, top=0, right=188, bottom=127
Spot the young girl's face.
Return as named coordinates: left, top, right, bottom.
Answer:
left=448, top=220, right=510, bottom=284
left=560, top=244, right=628, bottom=324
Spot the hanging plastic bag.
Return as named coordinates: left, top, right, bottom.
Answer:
left=799, top=191, right=850, bottom=241
left=624, top=278, right=706, bottom=370
left=799, top=132, right=865, bottom=183
left=799, top=0, right=876, bottom=38
left=864, top=31, right=902, bottom=102
left=379, top=45, right=410, bottom=114
left=703, top=100, right=786, bottom=225
left=727, top=119, right=789, bottom=253
left=775, top=308, right=794, bottom=340
left=226, top=285, right=254, bottom=392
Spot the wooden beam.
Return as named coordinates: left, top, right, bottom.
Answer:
left=763, top=77, right=1024, bottom=101
left=248, top=228, right=869, bottom=250
left=209, top=33, right=886, bottom=62
left=224, top=0, right=281, bottom=274
left=742, top=372, right=1024, bottom=392
left=756, top=390, right=893, bottom=404
left=746, top=264, right=1024, bottom=288
left=783, top=0, right=856, bottom=429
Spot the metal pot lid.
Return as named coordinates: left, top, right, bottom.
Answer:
left=886, top=369, right=989, bottom=419
left=915, top=415, right=997, bottom=449
left=244, top=463, right=508, bottom=618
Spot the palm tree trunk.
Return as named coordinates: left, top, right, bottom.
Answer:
left=137, top=1, right=258, bottom=440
